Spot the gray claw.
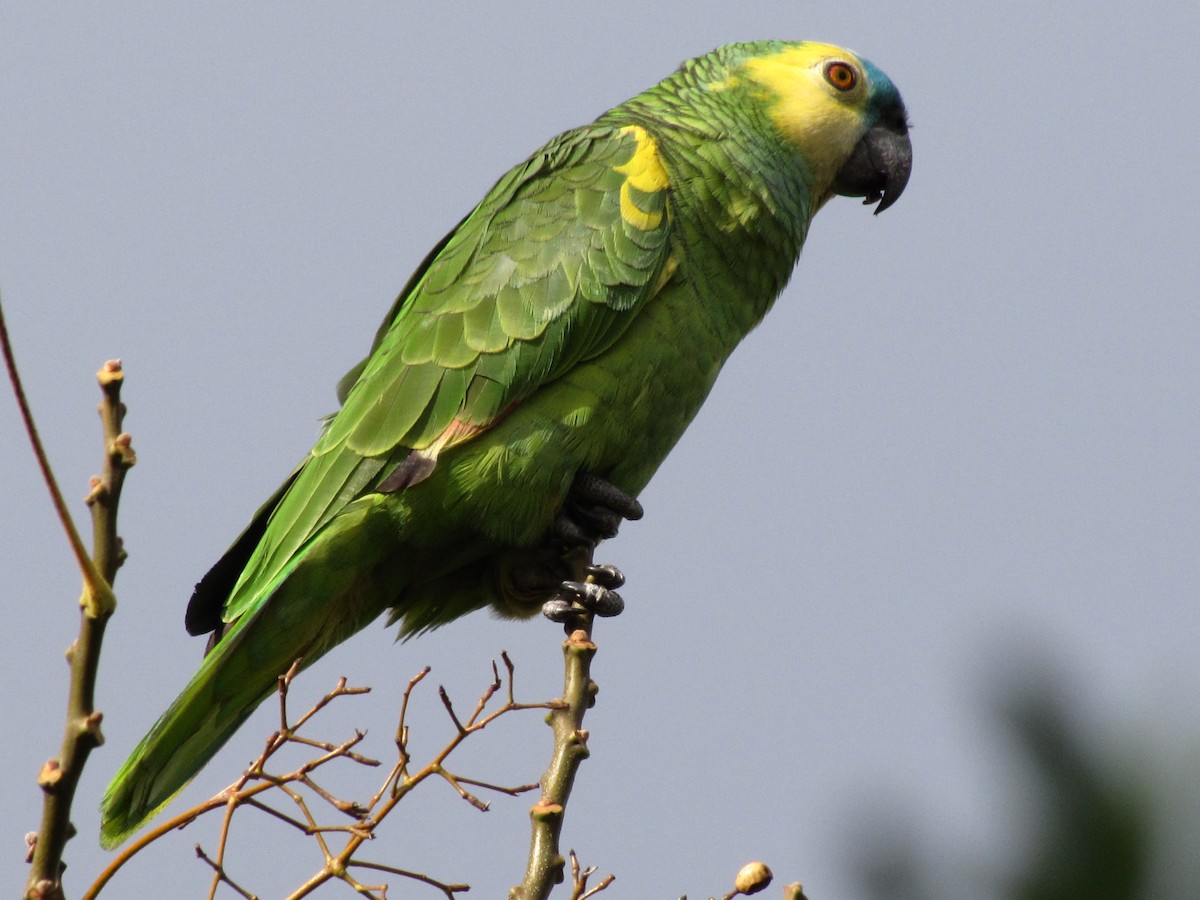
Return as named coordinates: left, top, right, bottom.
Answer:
left=585, top=563, right=625, bottom=590
left=542, top=598, right=578, bottom=623
left=541, top=579, right=626, bottom=623
left=564, top=580, right=624, bottom=616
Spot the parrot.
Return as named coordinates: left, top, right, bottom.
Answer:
left=100, top=39, right=911, bottom=848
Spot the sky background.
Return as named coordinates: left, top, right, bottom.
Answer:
left=4, top=3, right=1199, bottom=898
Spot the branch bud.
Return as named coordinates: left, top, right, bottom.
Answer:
left=110, top=432, right=137, bottom=467
left=734, top=861, right=773, bottom=895
left=96, top=358, right=124, bottom=386
left=531, top=800, right=564, bottom=822
left=84, top=475, right=104, bottom=505
left=79, top=710, right=105, bottom=745
left=37, top=760, right=63, bottom=789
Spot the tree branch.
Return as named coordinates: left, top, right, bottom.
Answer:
left=511, top=548, right=607, bottom=900
left=7, top=287, right=134, bottom=900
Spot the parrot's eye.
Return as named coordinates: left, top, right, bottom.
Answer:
left=824, top=61, right=857, bottom=92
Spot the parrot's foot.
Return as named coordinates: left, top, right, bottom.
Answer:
left=553, top=473, right=644, bottom=548
left=539, top=474, right=639, bottom=624
left=542, top=563, right=626, bottom=623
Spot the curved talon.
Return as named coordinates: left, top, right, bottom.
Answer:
left=585, top=563, right=625, bottom=590
left=561, top=580, right=625, bottom=617
left=542, top=598, right=578, bottom=623
left=594, top=589, right=624, bottom=617
left=541, top=577, right=626, bottom=622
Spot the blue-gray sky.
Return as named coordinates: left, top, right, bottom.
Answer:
left=4, top=3, right=1198, bottom=897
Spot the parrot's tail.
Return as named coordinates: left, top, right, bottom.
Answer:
left=101, top=501, right=401, bottom=848
left=98, top=622, right=278, bottom=849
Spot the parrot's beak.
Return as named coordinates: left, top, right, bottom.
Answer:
left=832, top=115, right=912, bottom=215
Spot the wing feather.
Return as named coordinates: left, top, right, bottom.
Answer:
left=216, top=122, right=672, bottom=624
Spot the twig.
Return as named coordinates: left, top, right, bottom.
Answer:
left=439, top=685, right=468, bottom=735
left=280, top=658, right=553, bottom=898
left=0, top=304, right=119, bottom=621
left=567, top=850, right=615, bottom=900
left=195, top=844, right=259, bottom=900
left=83, top=672, right=373, bottom=899
left=453, top=773, right=540, bottom=797
left=464, top=659, right=504, bottom=727
left=578, top=876, right=616, bottom=900
left=86, top=654, right=554, bottom=897
left=240, top=796, right=319, bottom=833
left=434, top=764, right=491, bottom=811
left=350, top=860, right=470, bottom=899
left=8, top=298, right=135, bottom=900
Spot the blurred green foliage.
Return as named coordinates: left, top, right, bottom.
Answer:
left=856, top=668, right=1200, bottom=900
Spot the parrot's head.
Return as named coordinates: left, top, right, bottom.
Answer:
left=741, top=41, right=912, bottom=214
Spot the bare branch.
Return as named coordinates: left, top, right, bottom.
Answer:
left=352, top=860, right=470, bottom=899
left=453, top=774, right=540, bottom=797
left=195, top=844, right=259, bottom=900
left=438, top=685, right=468, bottom=735
left=294, top=773, right=370, bottom=819
left=87, top=651, right=562, bottom=898
left=567, top=850, right=615, bottom=900
left=435, top=764, right=491, bottom=811
left=511, top=547, right=607, bottom=900
left=240, top=796, right=318, bottom=833
left=463, top=658, right=504, bottom=727
left=11, top=333, right=136, bottom=898
left=501, top=651, right=518, bottom=704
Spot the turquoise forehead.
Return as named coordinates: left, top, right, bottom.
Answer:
left=859, top=55, right=905, bottom=113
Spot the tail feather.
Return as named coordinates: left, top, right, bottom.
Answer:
left=99, top=620, right=280, bottom=849
left=101, top=500, right=399, bottom=848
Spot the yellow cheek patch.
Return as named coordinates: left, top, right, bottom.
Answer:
left=742, top=42, right=866, bottom=184
left=615, top=125, right=669, bottom=231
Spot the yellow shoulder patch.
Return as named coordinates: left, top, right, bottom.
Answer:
left=614, top=125, right=669, bottom=231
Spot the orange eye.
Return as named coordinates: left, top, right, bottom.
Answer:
left=824, top=61, right=857, bottom=91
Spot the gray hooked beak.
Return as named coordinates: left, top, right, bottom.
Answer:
left=832, top=119, right=912, bottom=215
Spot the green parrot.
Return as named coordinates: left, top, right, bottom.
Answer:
left=100, top=40, right=911, bottom=847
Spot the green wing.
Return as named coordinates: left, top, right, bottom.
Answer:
left=215, top=122, right=674, bottom=626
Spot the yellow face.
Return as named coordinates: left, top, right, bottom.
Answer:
left=741, top=42, right=876, bottom=197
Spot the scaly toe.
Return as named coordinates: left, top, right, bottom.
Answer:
left=585, top=563, right=625, bottom=590
left=541, top=579, right=625, bottom=622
